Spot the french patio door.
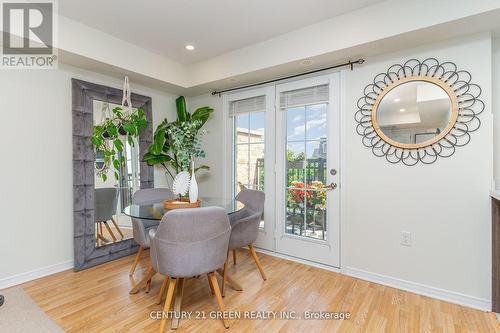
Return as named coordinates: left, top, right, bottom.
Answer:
left=275, top=73, right=341, bottom=267
left=225, top=72, right=341, bottom=267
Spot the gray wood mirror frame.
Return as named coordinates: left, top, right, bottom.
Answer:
left=72, top=78, right=153, bottom=271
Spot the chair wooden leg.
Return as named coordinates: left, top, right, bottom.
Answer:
left=222, top=253, right=229, bottom=297
left=129, top=266, right=156, bottom=294
left=96, top=224, right=103, bottom=246
left=171, top=278, right=185, bottom=329
left=208, top=272, right=229, bottom=329
left=97, top=233, right=108, bottom=244
left=129, top=246, right=144, bottom=276
left=207, top=275, right=215, bottom=295
left=96, top=222, right=110, bottom=245
left=157, top=276, right=170, bottom=305
left=146, top=278, right=152, bottom=293
left=103, top=221, right=117, bottom=241
left=249, top=244, right=267, bottom=281
left=159, top=278, right=177, bottom=333
left=111, top=217, right=124, bottom=239
left=99, top=222, right=104, bottom=240
left=232, top=249, right=237, bottom=265
left=96, top=224, right=100, bottom=246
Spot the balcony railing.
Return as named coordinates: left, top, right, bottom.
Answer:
left=250, top=157, right=327, bottom=240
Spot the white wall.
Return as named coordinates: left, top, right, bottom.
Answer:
left=0, top=64, right=177, bottom=283
left=193, top=33, right=494, bottom=307
left=186, top=95, right=224, bottom=198
left=343, top=33, right=493, bottom=304
left=492, top=38, right=500, bottom=185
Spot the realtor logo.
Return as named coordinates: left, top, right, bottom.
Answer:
left=1, top=1, right=57, bottom=69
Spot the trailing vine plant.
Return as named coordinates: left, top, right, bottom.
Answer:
left=91, top=105, right=147, bottom=182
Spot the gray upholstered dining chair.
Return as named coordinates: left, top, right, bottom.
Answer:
left=95, top=187, right=120, bottom=245
left=222, top=189, right=266, bottom=296
left=129, top=188, right=175, bottom=276
left=150, top=207, right=231, bottom=331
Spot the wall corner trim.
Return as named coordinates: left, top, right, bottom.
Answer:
left=344, top=267, right=491, bottom=312
left=0, top=260, right=74, bottom=290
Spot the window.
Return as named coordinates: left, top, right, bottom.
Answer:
left=230, top=96, right=266, bottom=195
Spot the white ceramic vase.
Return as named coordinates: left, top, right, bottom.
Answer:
left=189, top=159, right=198, bottom=203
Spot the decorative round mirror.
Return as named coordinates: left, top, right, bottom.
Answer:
left=355, top=58, right=484, bottom=165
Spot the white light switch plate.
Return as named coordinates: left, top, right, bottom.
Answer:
left=401, top=231, right=412, bottom=246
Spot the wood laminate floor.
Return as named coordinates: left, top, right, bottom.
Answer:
left=19, top=249, right=499, bottom=333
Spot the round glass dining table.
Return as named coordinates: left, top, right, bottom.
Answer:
left=126, top=196, right=246, bottom=315
left=123, top=197, right=243, bottom=220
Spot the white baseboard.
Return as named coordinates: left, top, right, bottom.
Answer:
left=344, top=267, right=491, bottom=312
left=0, top=260, right=73, bottom=290
left=253, top=247, right=491, bottom=312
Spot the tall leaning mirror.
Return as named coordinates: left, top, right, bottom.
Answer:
left=355, top=58, right=484, bottom=166
left=72, top=79, right=153, bottom=271
left=93, top=100, right=142, bottom=247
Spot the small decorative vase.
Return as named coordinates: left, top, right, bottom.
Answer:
left=189, top=159, right=198, bottom=203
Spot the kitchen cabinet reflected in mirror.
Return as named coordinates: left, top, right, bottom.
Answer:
left=93, top=100, right=140, bottom=247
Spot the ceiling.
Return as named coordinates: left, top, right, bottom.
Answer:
left=59, top=0, right=383, bottom=64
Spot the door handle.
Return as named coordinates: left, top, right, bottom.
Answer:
left=322, top=182, right=337, bottom=191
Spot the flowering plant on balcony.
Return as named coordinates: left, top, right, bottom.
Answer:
left=288, top=181, right=310, bottom=205
left=308, top=181, right=327, bottom=210
left=287, top=180, right=326, bottom=210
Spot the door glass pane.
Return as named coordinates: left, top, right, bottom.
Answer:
left=286, top=107, right=306, bottom=141
left=306, top=185, right=326, bottom=240
left=236, top=114, right=250, bottom=143
left=284, top=100, right=328, bottom=240
left=306, top=141, right=327, bottom=184
left=249, top=112, right=265, bottom=143
left=286, top=142, right=305, bottom=187
left=249, top=143, right=264, bottom=191
left=286, top=189, right=305, bottom=236
left=233, top=110, right=265, bottom=228
left=235, top=144, right=249, bottom=192
left=306, top=104, right=327, bottom=140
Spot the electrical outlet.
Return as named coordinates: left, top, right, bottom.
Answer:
left=401, top=231, right=412, bottom=246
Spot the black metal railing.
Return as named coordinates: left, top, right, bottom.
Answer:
left=251, top=157, right=327, bottom=240
left=253, top=157, right=327, bottom=187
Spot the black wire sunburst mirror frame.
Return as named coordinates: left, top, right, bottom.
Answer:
left=354, top=58, right=484, bottom=166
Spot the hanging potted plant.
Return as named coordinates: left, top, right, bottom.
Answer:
left=143, top=96, right=213, bottom=187
left=98, top=102, right=139, bottom=139
left=92, top=105, right=148, bottom=182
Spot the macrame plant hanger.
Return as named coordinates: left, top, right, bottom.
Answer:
left=121, top=76, right=133, bottom=115
left=98, top=75, right=132, bottom=123
left=121, top=76, right=141, bottom=192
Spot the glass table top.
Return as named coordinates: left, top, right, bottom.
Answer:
left=123, top=197, right=243, bottom=220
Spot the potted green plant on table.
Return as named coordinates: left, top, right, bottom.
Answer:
left=143, top=96, right=213, bottom=187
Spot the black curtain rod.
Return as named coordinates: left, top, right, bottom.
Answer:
left=211, top=58, right=365, bottom=96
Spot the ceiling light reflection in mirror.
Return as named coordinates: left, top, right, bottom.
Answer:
left=376, top=81, right=452, bottom=145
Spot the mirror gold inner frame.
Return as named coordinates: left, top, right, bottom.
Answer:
left=371, top=76, right=459, bottom=150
